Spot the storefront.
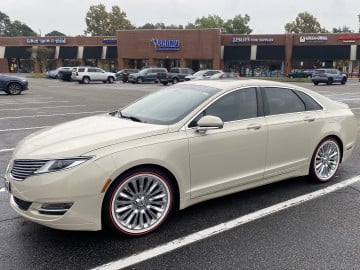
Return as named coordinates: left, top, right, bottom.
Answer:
left=222, top=35, right=286, bottom=76
left=0, top=32, right=359, bottom=77
left=116, top=29, right=221, bottom=72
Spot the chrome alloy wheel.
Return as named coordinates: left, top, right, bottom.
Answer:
left=313, top=139, right=340, bottom=182
left=109, top=172, right=172, bottom=235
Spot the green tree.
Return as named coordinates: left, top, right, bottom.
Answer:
left=27, top=47, right=54, bottom=73
left=285, top=11, right=327, bottom=33
left=84, top=4, right=133, bottom=36
left=186, top=14, right=224, bottom=29
left=223, top=14, right=252, bottom=34
left=8, top=20, right=37, bottom=36
left=0, top=11, right=11, bottom=36
left=332, top=26, right=353, bottom=33
left=45, top=30, right=66, bottom=36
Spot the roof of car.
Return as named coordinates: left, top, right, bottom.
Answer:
left=181, top=78, right=303, bottom=91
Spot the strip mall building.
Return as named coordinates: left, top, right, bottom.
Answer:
left=0, top=29, right=360, bottom=77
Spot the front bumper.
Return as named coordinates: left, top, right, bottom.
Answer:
left=5, top=159, right=110, bottom=231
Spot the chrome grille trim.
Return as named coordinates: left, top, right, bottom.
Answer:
left=10, top=159, right=48, bottom=181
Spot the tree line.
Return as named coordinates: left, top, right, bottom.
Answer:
left=0, top=5, right=359, bottom=37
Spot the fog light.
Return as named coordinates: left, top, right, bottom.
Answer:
left=39, top=202, right=73, bottom=215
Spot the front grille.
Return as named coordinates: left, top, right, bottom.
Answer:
left=10, top=159, right=48, bottom=181
left=13, top=196, right=32, bottom=211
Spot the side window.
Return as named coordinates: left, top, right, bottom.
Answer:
left=264, top=87, right=305, bottom=115
left=88, top=68, right=96, bottom=73
left=189, top=88, right=257, bottom=127
left=78, top=68, right=85, bottom=72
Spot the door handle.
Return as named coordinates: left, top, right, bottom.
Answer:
left=247, top=124, right=262, bottom=130
left=304, top=116, right=315, bottom=122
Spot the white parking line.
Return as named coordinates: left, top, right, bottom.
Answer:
left=0, top=187, right=5, bottom=192
left=0, top=148, right=14, bottom=153
left=0, top=105, right=86, bottom=112
left=0, top=111, right=107, bottom=120
left=92, top=175, right=360, bottom=270
left=0, top=101, right=69, bottom=106
left=0, top=126, right=50, bottom=132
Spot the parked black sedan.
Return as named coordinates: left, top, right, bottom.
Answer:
left=0, top=74, right=28, bottom=95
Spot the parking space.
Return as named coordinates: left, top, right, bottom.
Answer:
left=0, top=78, right=360, bottom=270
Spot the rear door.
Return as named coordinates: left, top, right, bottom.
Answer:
left=262, top=87, right=323, bottom=178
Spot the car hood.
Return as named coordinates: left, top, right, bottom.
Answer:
left=13, top=114, right=169, bottom=159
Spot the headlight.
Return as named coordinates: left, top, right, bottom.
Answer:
left=35, top=157, right=92, bottom=174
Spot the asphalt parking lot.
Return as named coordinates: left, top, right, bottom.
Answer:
left=0, top=77, right=360, bottom=270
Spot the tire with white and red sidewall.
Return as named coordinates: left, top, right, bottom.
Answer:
left=103, top=167, right=174, bottom=236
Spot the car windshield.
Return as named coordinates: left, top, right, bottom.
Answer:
left=118, top=84, right=220, bottom=125
left=192, top=70, right=208, bottom=76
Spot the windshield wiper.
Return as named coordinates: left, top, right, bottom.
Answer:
left=121, top=113, right=144, bottom=123
left=111, top=110, right=144, bottom=123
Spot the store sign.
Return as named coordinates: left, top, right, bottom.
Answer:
left=231, top=37, right=274, bottom=44
left=102, top=39, right=117, bottom=44
left=338, top=35, right=360, bottom=43
left=151, top=38, right=180, bottom=51
left=26, top=38, right=67, bottom=44
left=299, top=36, right=328, bottom=43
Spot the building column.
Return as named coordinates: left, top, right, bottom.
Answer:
left=284, top=34, right=293, bottom=77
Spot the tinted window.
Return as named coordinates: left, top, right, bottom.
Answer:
left=88, top=68, right=97, bottom=72
left=191, top=88, right=257, bottom=125
left=295, top=91, right=323, bottom=111
left=78, top=68, right=85, bottom=72
left=264, top=87, right=305, bottom=115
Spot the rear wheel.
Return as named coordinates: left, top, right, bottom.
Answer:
left=82, top=77, right=90, bottom=84
left=172, top=77, right=179, bottom=84
left=313, top=81, right=319, bottom=85
left=103, top=167, right=174, bottom=236
left=310, top=138, right=341, bottom=183
left=327, top=78, right=333, bottom=85
left=7, top=83, right=22, bottom=95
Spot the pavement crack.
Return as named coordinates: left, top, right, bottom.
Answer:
left=0, top=216, right=21, bottom=223
left=349, top=186, right=360, bottom=193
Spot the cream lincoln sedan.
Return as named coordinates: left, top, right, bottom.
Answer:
left=4, top=80, right=357, bottom=236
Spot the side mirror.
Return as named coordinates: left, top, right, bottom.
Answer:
left=196, top=115, right=223, bottom=133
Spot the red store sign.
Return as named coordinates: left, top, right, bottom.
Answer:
left=338, top=35, right=360, bottom=41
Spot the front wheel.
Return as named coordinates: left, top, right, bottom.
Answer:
left=7, top=83, right=22, bottom=95
left=310, top=138, right=341, bottom=183
left=313, top=81, right=319, bottom=85
left=341, top=77, right=347, bottom=85
left=103, top=167, right=174, bottom=236
left=108, top=77, right=114, bottom=83
left=137, top=77, right=143, bottom=84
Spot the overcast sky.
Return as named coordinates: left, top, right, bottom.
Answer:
left=1, top=0, right=360, bottom=36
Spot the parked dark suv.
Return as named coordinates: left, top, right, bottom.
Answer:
left=128, top=68, right=168, bottom=84
left=312, top=68, right=347, bottom=85
left=159, top=67, right=194, bottom=85
left=115, top=69, right=139, bottom=82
